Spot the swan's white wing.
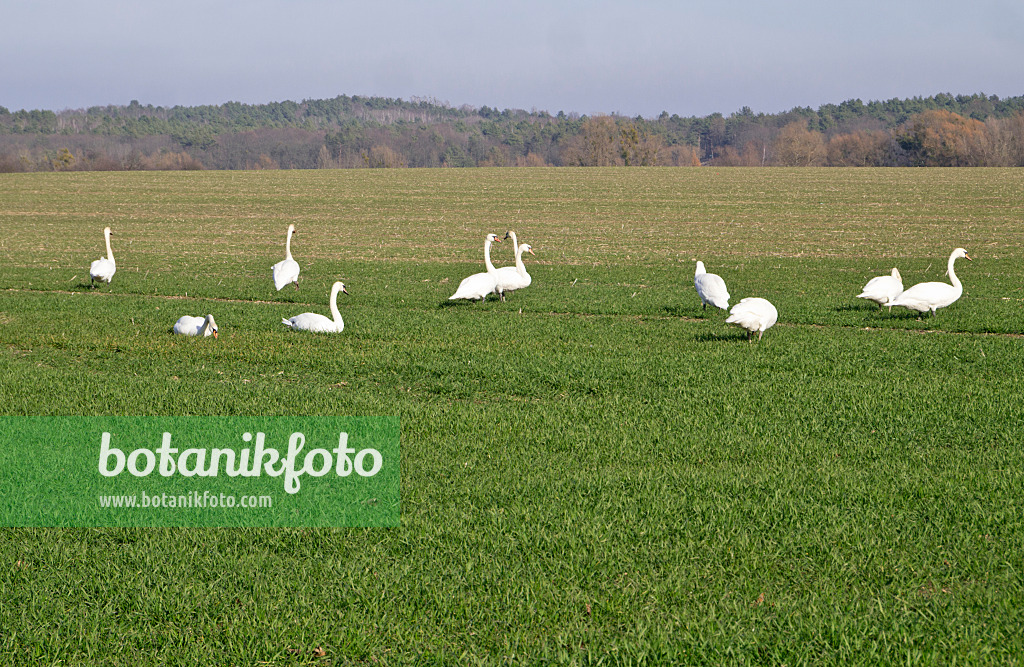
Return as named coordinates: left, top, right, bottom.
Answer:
left=272, top=258, right=300, bottom=290
left=694, top=272, right=730, bottom=309
left=90, top=257, right=116, bottom=282
left=450, top=272, right=497, bottom=300
left=889, top=282, right=960, bottom=312
left=173, top=316, right=205, bottom=336
left=857, top=275, right=903, bottom=304
left=494, top=266, right=530, bottom=292
left=284, top=312, right=339, bottom=332
left=726, top=297, right=777, bottom=333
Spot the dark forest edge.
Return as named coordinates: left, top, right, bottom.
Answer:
left=2, top=92, right=1023, bottom=171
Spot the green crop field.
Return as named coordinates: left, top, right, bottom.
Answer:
left=2, top=167, right=1023, bottom=665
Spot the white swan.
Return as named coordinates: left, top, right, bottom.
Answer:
left=726, top=297, right=778, bottom=341
left=694, top=261, right=730, bottom=310
left=449, top=233, right=502, bottom=302
left=282, top=281, right=347, bottom=332
left=89, top=226, right=116, bottom=287
left=857, top=268, right=903, bottom=310
left=493, top=231, right=534, bottom=300
left=173, top=314, right=219, bottom=338
left=889, top=248, right=971, bottom=316
left=272, top=224, right=300, bottom=291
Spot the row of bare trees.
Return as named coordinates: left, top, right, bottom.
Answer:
left=3, top=109, right=1024, bottom=172
left=715, top=111, right=1024, bottom=167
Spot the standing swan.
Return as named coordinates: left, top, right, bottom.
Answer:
left=89, top=226, right=116, bottom=287
left=272, top=224, right=300, bottom=291
left=889, top=248, right=971, bottom=316
left=449, top=233, right=502, bottom=302
left=493, top=231, right=534, bottom=300
left=726, top=297, right=778, bottom=341
left=173, top=314, right=219, bottom=338
left=694, top=261, right=730, bottom=310
left=857, top=268, right=903, bottom=310
left=282, top=281, right=348, bottom=332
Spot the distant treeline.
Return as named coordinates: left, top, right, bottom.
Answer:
left=2, top=92, right=1024, bottom=171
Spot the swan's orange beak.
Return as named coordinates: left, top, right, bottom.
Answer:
left=341, top=286, right=349, bottom=295
left=965, top=253, right=972, bottom=260
left=527, top=247, right=536, bottom=255
left=213, top=330, right=218, bottom=339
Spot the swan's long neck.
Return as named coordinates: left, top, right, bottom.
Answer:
left=695, top=261, right=705, bottom=277
left=199, top=316, right=213, bottom=336
left=947, top=253, right=962, bottom=290
left=284, top=227, right=294, bottom=260
left=515, top=244, right=528, bottom=275
left=484, top=238, right=497, bottom=273
left=329, top=284, right=343, bottom=323
left=104, top=229, right=114, bottom=262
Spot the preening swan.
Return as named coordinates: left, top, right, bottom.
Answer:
left=889, top=248, right=971, bottom=316
left=694, top=261, right=730, bottom=310
left=89, top=226, right=116, bottom=287
left=173, top=314, right=219, bottom=338
left=449, top=233, right=502, bottom=302
left=726, top=297, right=778, bottom=341
left=272, top=224, right=300, bottom=291
left=493, top=230, right=534, bottom=299
left=282, top=281, right=348, bottom=332
left=857, top=268, right=903, bottom=310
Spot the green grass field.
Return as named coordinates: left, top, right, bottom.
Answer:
left=2, top=168, right=1023, bottom=664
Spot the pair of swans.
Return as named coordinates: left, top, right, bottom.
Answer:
left=92, top=222, right=302, bottom=294
left=694, top=260, right=778, bottom=341
left=85, top=225, right=217, bottom=339
left=172, top=281, right=348, bottom=338
left=272, top=225, right=348, bottom=330
left=449, top=231, right=534, bottom=302
left=859, top=248, right=971, bottom=315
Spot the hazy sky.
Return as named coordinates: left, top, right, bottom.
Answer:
left=3, top=0, right=1022, bottom=118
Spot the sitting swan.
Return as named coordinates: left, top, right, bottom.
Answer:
left=694, top=261, right=730, bottom=310
left=89, top=226, right=116, bottom=287
left=272, top=224, right=300, bottom=291
left=857, top=268, right=903, bottom=310
left=173, top=314, right=219, bottom=338
left=449, top=233, right=502, bottom=302
left=889, top=248, right=971, bottom=316
left=493, top=230, right=534, bottom=300
left=283, top=281, right=347, bottom=332
left=726, top=297, right=778, bottom=341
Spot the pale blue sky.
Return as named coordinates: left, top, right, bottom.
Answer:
left=2, top=0, right=1022, bottom=117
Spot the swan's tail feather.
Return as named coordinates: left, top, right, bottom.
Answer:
left=281, top=318, right=293, bottom=327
